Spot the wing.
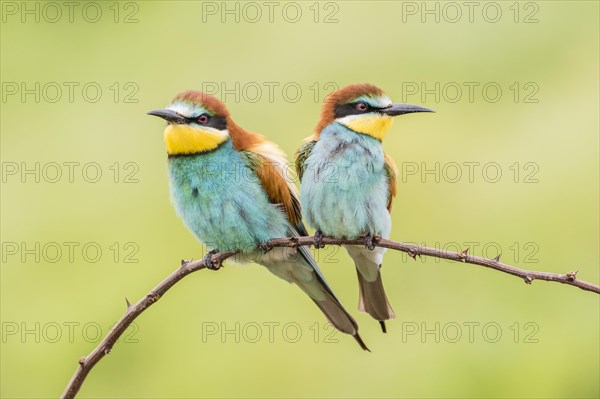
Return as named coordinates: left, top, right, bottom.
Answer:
left=242, top=140, right=340, bottom=300
left=240, top=140, right=306, bottom=232
left=384, top=153, right=398, bottom=213
left=295, top=139, right=317, bottom=181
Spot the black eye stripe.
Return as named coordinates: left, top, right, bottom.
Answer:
left=334, top=102, right=380, bottom=118
left=186, top=115, right=227, bottom=130
left=207, top=116, right=227, bottom=130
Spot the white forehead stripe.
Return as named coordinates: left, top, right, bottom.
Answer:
left=370, top=95, right=392, bottom=108
left=167, top=101, right=208, bottom=118
left=352, top=95, right=392, bottom=108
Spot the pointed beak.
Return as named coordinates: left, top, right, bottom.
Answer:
left=147, top=109, right=188, bottom=124
left=380, top=103, right=435, bottom=116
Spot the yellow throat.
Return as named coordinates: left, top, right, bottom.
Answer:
left=163, top=124, right=228, bottom=155
left=342, top=114, right=394, bottom=140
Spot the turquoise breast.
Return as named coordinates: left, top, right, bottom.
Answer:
left=300, top=123, right=392, bottom=239
left=168, top=140, right=289, bottom=253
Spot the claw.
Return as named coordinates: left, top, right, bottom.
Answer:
left=288, top=236, right=299, bottom=254
left=289, top=236, right=299, bottom=249
left=314, top=230, right=325, bottom=249
left=364, top=233, right=376, bottom=251
left=202, top=249, right=220, bottom=271
left=258, top=242, right=272, bottom=254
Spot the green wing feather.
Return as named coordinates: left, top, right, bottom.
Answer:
left=383, top=153, right=398, bottom=212
left=295, top=140, right=317, bottom=181
left=239, top=148, right=305, bottom=229
left=241, top=146, right=338, bottom=300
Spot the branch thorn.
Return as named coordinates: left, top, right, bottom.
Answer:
left=493, top=254, right=501, bottom=262
left=459, top=248, right=469, bottom=262
left=125, top=297, right=132, bottom=309
left=407, top=249, right=418, bottom=260
left=373, top=234, right=382, bottom=245
left=566, top=270, right=579, bottom=281
left=523, top=275, right=533, bottom=284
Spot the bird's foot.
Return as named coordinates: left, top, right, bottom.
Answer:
left=364, top=234, right=381, bottom=251
left=258, top=242, right=272, bottom=254
left=314, top=230, right=325, bottom=249
left=202, top=249, right=221, bottom=271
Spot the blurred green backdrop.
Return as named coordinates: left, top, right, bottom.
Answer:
left=1, top=1, right=598, bottom=398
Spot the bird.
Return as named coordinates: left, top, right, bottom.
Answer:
left=148, top=90, right=368, bottom=350
left=295, top=83, right=433, bottom=332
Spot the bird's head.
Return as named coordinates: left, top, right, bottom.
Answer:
left=315, top=83, right=433, bottom=140
left=148, top=91, right=231, bottom=156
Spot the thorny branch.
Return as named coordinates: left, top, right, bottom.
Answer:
left=61, top=236, right=599, bottom=398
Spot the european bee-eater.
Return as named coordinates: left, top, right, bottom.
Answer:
left=148, top=90, right=367, bottom=350
left=295, top=83, right=433, bottom=332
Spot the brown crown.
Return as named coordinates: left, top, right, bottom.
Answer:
left=172, top=90, right=230, bottom=117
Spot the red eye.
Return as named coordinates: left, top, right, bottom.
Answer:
left=356, top=102, right=368, bottom=111
left=197, top=114, right=209, bottom=124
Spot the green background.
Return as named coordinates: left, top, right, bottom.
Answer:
left=1, top=1, right=599, bottom=398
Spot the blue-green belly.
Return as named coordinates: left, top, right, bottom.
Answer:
left=168, top=140, right=289, bottom=253
left=300, top=123, right=392, bottom=239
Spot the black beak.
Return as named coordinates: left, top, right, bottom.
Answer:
left=147, top=109, right=188, bottom=124
left=380, top=103, right=435, bottom=116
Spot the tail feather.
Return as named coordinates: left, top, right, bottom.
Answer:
left=302, top=282, right=370, bottom=352
left=353, top=331, right=370, bottom=352
left=346, top=245, right=395, bottom=327
left=356, top=266, right=395, bottom=322
left=264, top=246, right=369, bottom=351
left=309, top=290, right=357, bottom=334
